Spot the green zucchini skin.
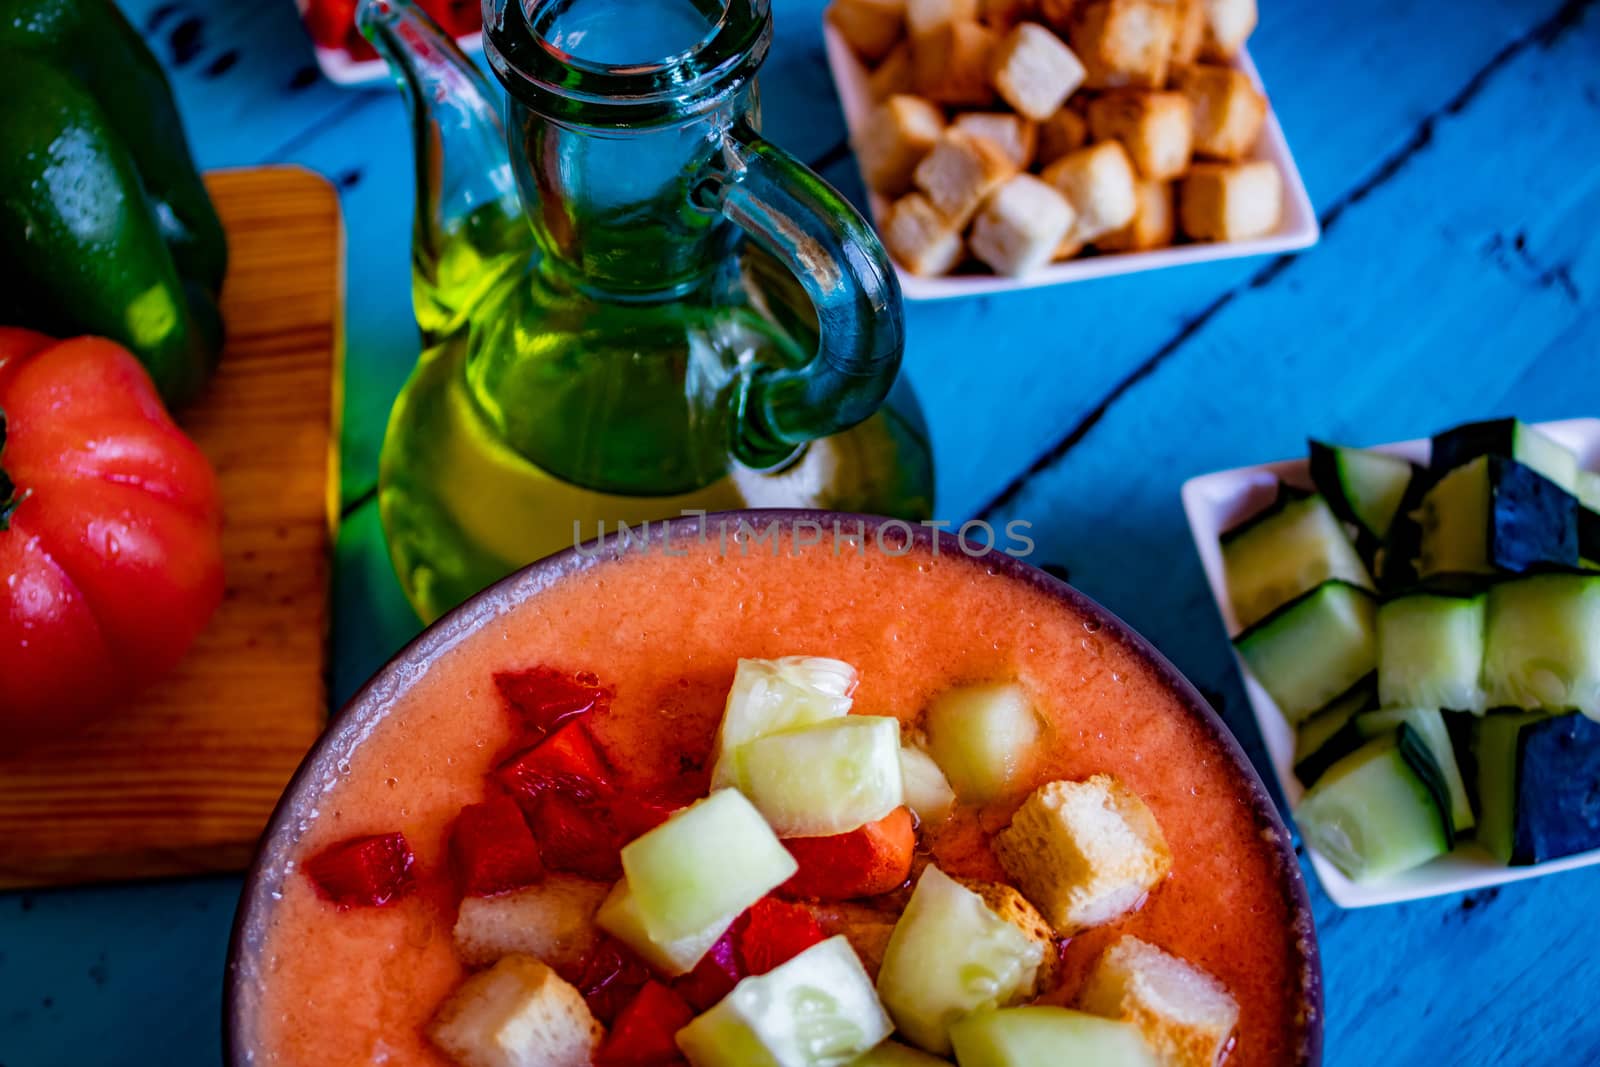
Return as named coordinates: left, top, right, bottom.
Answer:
left=1476, top=712, right=1600, bottom=866
left=1416, top=456, right=1577, bottom=578
left=1292, top=678, right=1377, bottom=789
left=1309, top=440, right=1418, bottom=542
left=1432, top=418, right=1579, bottom=494
left=1234, top=581, right=1378, bottom=723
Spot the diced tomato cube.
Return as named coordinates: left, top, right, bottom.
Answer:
left=304, top=832, right=415, bottom=909
left=495, top=665, right=612, bottom=740
left=612, top=775, right=705, bottom=840
left=595, top=981, right=696, bottom=1066
left=780, top=808, right=916, bottom=900
left=496, top=720, right=614, bottom=800
left=572, top=937, right=654, bottom=1026
left=526, top=789, right=629, bottom=880
left=735, top=897, right=826, bottom=977
left=448, top=796, right=543, bottom=897
left=671, top=924, right=744, bottom=1010
left=303, top=0, right=357, bottom=49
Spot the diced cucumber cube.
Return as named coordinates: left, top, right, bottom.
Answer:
left=711, top=658, right=858, bottom=791
left=1580, top=471, right=1600, bottom=512
left=899, top=746, right=957, bottom=824
left=1432, top=418, right=1579, bottom=494
left=621, top=789, right=797, bottom=953
left=1483, top=574, right=1600, bottom=716
left=875, top=866, right=1043, bottom=1055
left=848, top=1039, right=949, bottom=1066
left=1416, top=456, right=1577, bottom=577
left=1221, top=492, right=1373, bottom=629
left=924, top=683, right=1042, bottom=804
left=1376, top=593, right=1487, bottom=712
left=1356, top=707, right=1475, bottom=833
left=1234, top=581, right=1377, bottom=724
left=1291, top=683, right=1373, bottom=788
left=1295, top=731, right=1450, bottom=882
left=737, top=717, right=905, bottom=837
left=1309, top=441, right=1417, bottom=541
left=596, top=878, right=728, bottom=976
left=947, top=1006, right=1160, bottom=1067
left=675, top=936, right=893, bottom=1067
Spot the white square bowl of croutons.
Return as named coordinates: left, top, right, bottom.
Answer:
left=821, top=0, right=1319, bottom=300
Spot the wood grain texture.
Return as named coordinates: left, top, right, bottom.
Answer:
left=0, top=168, right=340, bottom=890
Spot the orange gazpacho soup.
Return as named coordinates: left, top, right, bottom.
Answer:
left=249, top=527, right=1311, bottom=1067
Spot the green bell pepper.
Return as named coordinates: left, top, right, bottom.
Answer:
left=0, top=0, right=227, bottom=408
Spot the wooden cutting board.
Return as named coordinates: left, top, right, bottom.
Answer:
left=0, top=167, right=341, bottom=889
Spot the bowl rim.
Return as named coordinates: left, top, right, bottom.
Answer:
left=224, top=508, right=1323, bottom=1064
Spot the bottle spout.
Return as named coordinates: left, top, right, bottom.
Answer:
left=358, top=0, right=530, bottom=341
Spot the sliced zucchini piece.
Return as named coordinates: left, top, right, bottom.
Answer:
left=1309, top=440, right=1418, bottom=541
left=1295, top=727, right=1451, bottom=882
left=1416, top=456, right=1577, bottom=577
left=1221, top=491, right=1374, bottom=629
left=1356, top=708, right=1474, bottom=833
left=1234, top=581, right=1377, bottom=724
left=1483, top=574, right=1600, bottom=715
left=1511, top=713, right=1600, bottom=865
left=1292, top=680, right=1376, bottom=789
left=1580, top=504, right=1600, bottom=569
left=1432, top=418, right=1579, bottom=494
left=1376, top=592, right=1487, bottom=712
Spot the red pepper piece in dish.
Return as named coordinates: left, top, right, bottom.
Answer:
left=573, top=936, right=655, bottom=1026
left=595, top=981, right=696, bottom=1066
left=527, top=789, right=630, bottom=880
left=448, top=796, right=543, bottom=897
left=304, top=832, right=415, bottom=909
left=496, top=719, right=615, bottom=800
left=495, top=665, right=612, bottom=740
left=780, top=807, right=916, bottom=900
left=735, top=897, right=826, bottom=977
left=672, top=923, right=744, bottom=1010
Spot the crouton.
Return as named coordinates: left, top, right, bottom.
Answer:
left=1040, top=140, right=1138, bottom=243
left=869, top=41, right=916, bottom=98
left=980, top=0, right=1038, bottom=30
left=1036, top=107, right=1089, bottom=167
left=992, top=774, right=1172, bottom=934
left=1200, top=0, right=1257, bottom=59
left=913, top=20, right=999, bottom=105
left=914, top=129, right=1018, bottom=224
left=953, top=111, right=1039, bottom=169
left=970, top=174, right=1077, bottom=276
left=1173, top=62, right=1266, bottom=160
left=1070, top=0, right=1178, bottom=89
left=857, top=94, right=948, bottom=195
left=1096, top=178, right=1174, bottom=251
left=800, top=901, right=900, bottom=980
left=1087, top=90, right=1194, bottom=180
left=1179, top=160, right=1280, bottom=241
left=1078, top=936, right=1240, bottom=1067
left=830, top=0, right=908, bottom=63
left=955, top=878, right=1063, bottom=994
left=989, top=22, right=1087, bottom=121
left=452, top=876, right=609, bottom=972
left=883, top=193, right=967, bottom=276
left=1039, top=0, right=1078, bottom=33
left=1171, top=0, right=1205, bottom=64
left=427, top=955, right=604, bottom=1067
left=906, top=0, right=980, bottom=37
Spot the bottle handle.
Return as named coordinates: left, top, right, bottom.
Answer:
left=713, top=124, right=905, bottom=471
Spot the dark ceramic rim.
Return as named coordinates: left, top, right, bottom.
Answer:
left=225, top=510, right=1323, bottom=1065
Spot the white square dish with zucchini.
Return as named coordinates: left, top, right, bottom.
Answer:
left=1183, top=418, right=1600, bottom=908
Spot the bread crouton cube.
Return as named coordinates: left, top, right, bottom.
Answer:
left=956, top=878, right=1063, bottom=994
left=1078, top=936, right=1240, bottom=1067
left=869, top=41, right=916, bottom=98
left=953, top=111, right=1039, bottom=169
left=883, top=193, right=966, bottom=276
left=1095, top=178, right=1174, bottom=251
left=427, top=955, right=604, bottom=1067
left=914, top=129, right=1018, bottom=224
left=970, top=174, right=1077, bottom=276
left=1087, top=90, right=1194, bottom=180
left=1200, top=0, right=1257, bottom=59
left=453, top=876, right=609, bottom=972
left=906, top=0, right=980, bottom=36
left=989, top=23, right=1087, bottom=121
left=1040, top=140, right=1137, bottom=243
left=1035, top=107, right=1089, bottom=167
left=830, top=0, right=908, bottom=63
left=993, top=774, right=1172, bottom=934
left=1070, top=0, right=1177, bottom=89
left=913, top=20, right=999, bottom=105
left=1171, top=0, right=1205, bottom=64
left=980, top=0, right=1038, bottom=30
left=1179, top=160, right=1280, bottom=241
left=1173, top=62, right=1266, bottom=160
left=857, top=94, right=947, bottom=195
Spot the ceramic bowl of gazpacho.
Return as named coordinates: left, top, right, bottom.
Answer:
left=228, top=510, right=1321, bottom=1067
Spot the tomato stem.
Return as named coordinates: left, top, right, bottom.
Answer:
left=0, top=408, right=24, bottom=531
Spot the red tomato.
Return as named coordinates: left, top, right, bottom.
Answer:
left=0, top=330, right=224, bottom=735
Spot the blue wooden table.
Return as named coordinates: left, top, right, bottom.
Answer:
left=3, top=1, right=1598, bottom=1064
